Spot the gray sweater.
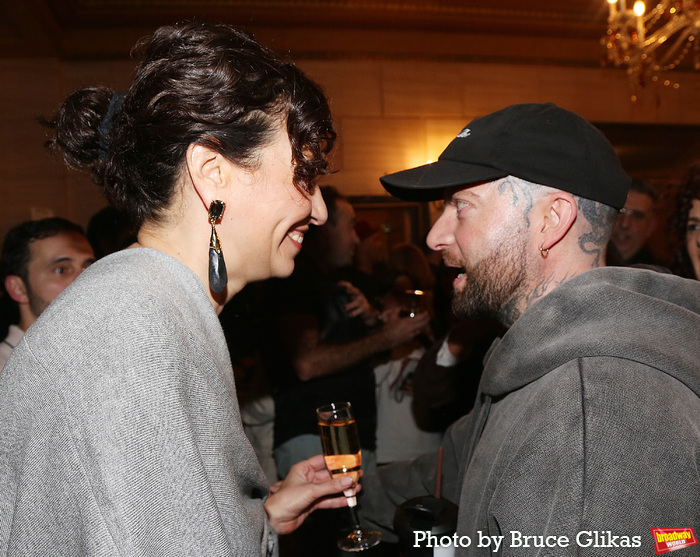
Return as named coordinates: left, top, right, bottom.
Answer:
left=0, top=249, right=276, bottom=556
left=360, top=266, right=700, bottom=556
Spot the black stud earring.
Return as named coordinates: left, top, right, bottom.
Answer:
left=208, top=200, right=228, bottom=293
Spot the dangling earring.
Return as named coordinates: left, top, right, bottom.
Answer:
left=208, top=200, right=228, bottom=293
left=539, top=245, right=550, bottom=259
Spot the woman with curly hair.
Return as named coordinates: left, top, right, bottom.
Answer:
left=0, top=22, right=354, bottom=556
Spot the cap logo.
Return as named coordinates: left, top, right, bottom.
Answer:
left=457, top=127, right=471, bottom=138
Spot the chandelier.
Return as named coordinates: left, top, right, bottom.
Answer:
left=602, top=0, right=700, bottom=97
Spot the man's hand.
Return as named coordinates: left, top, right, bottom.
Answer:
left=264, top=454, right=360, bottom=535
left=380, top=307, right=432, bottom=349
left=279, top=304, right=432, bottom=381
left=338, top=281, right=379, bottom=326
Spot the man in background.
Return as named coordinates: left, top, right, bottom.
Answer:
left=262, top=185, right=430, bottom=556
left=608, top=177, right=661, bottom=266
left=1, top=217, right=95, bottom=369
left=266, top=185, right=429, bottom=478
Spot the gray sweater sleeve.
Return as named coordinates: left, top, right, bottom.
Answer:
left=0, top=249, right=277, bottom=556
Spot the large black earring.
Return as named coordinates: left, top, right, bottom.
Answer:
left=208, top=200, right=228, bottom=293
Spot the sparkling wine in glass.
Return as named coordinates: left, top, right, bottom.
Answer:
left=316, top=401, right=382, bottom=552
left=403, top=289, right=425, bottom=318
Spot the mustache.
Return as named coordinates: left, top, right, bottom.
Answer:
left=442, top=252, right=464, bottom=268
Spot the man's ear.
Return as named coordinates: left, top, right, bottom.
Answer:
left=538, top=192, right=578, bottom=251
left=185, top=143, right=228, bottom=210
left=5, top=275, right=29, bottom=305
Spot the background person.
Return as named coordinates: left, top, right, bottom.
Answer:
left=607, top=177, right=661, bottom=267
left=373, top=243, right=442, bottom=465
left=0, top=217, right=94, bottom=369
left=265, top=185, right=430, bottom=479
left=339, top=218, right=388, bottom=303
left=0, top=21, right=356, bottom=556
left=669, top=162, right=700, bottom=280
left=262, top=186, right=430, bottom=557
left=86, top=206, right=137, bottom=259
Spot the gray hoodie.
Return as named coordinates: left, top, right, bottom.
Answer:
left=360, top=266, right=700, bottom=556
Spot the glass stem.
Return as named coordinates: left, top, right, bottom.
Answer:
left=349, top=504, right=362, bottom=530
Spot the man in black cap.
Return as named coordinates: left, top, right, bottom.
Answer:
left=359, top=103, right=700, bottom=554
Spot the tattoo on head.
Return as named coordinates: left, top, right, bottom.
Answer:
left=497, top=177, right=548, bottom=227
left=478, top=177, right=617, bottom=326
left=498, top=178, right=617, bottom=267
left=576, top=197, right=617, bottom=266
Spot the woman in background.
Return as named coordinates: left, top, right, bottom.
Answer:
left=0, top=22, right=353, bottom=556
left=670, top=163, right=700, bottom=280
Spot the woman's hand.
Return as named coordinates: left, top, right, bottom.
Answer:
left=264, top=454, right=360, bottom=535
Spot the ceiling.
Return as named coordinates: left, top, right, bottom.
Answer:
left=4, top=0, right=698, bottom=189
left=4, top=0, right=613, bottom=63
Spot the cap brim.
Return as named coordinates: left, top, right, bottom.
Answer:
left=379, top=160, right=508, bottom=201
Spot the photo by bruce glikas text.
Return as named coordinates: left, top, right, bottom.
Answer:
left=413, top=530, right=643, bottom=552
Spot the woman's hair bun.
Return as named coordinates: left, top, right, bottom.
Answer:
left=43, top=22, right=335, bottom=227
left=43, top=86, right=114, bottom=183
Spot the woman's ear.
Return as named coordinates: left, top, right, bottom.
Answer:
left=5, top=275, right=29, bottom=305
left=185, top=143, right=228, bottom=209
left=538, top=192, right=578, bottom=251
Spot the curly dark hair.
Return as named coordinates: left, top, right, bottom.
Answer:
left=43, top=22, right=336, bottom=227
left=669, top=163, right=700, bottom=278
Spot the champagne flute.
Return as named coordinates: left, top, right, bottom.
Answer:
left=316, top=401, right=382, bottom=552
left=403, top=289, right=425, bottom=318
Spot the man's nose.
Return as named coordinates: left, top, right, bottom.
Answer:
left=426, top=211, right=453, bottom=251
left=617, top=212, right=632, bottom=228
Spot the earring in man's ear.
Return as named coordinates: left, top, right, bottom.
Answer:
left=208, top=200, right=228, bottom=293
left=539, top=245, right=550, bottom=259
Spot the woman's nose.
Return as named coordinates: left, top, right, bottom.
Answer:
left=310, top=187, right=328, bottom=226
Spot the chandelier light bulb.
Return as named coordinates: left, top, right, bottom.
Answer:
left=633, top=1, right=645, bottom=17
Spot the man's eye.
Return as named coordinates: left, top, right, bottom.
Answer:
left=619, top=208, right=647, bottom=221
left=456, top=200, right=470, bottom=211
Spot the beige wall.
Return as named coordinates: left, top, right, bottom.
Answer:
left=303, top=60, right=700, bottom=196
left=2, top=54, right=699, bottom=241
left=0, top=57, right=135, bottom=239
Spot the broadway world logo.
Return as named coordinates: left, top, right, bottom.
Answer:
left=651, top=527, right=698, bottom=554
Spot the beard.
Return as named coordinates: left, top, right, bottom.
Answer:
left=25, top=283, right=50, bottom=321
left=448, top=224, right=529, bottom=323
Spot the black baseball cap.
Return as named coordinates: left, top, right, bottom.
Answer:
left=380, top=103, right=631, bottom=210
